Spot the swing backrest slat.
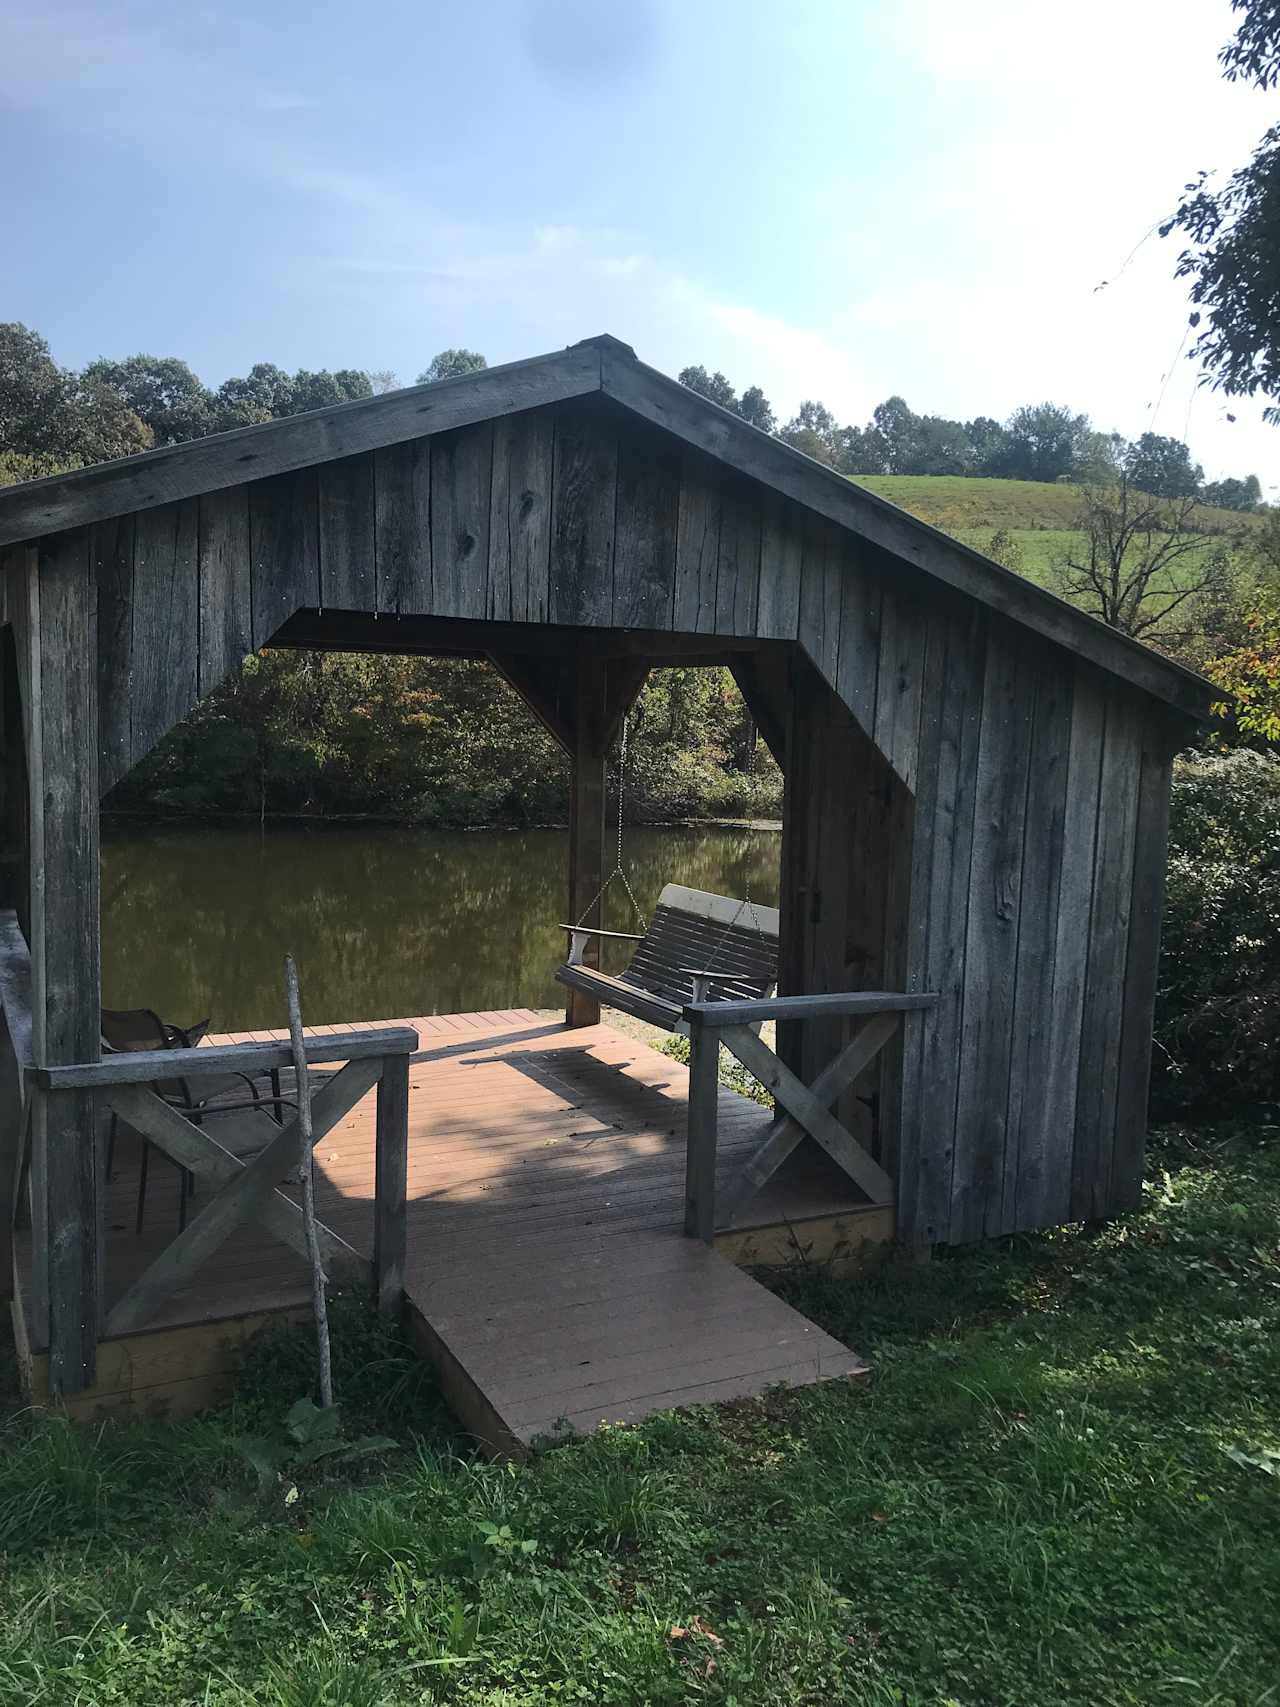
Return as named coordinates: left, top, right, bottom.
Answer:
left=621, top=884, right=780, bottom=1008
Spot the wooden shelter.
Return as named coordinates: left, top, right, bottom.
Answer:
left=0, top=334, right=1213, bottom=1414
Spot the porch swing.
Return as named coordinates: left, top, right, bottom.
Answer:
left=555, top=716, right=780, bottom=1034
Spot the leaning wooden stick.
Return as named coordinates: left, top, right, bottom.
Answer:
left=285, top=955, right=334, bottom=1409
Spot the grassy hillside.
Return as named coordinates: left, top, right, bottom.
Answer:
left=855, top=475, right=1261, bottom=588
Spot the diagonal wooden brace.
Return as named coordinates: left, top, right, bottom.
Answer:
left=102, top=1058, right=380, bottom=1336
left=719, top=1016, right=898, bottom=1214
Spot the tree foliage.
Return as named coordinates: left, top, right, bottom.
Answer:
left=416, top=348, right=488, bottom=385
left=1162, top=0, right=1280, bottom=418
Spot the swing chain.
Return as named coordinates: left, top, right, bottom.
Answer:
left=574, top=712, right=647, bottom=933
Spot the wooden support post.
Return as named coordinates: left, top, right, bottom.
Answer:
left=27, top=535, right=101, bottom=1391
left=374, top=1052, right=410, bottom=1318
left=565, top=656, right=608, bottom=1028
left=684, top=1015, right=720, bottom=1241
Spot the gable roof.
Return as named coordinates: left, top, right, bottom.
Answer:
left=0, top=332, right=1216, bottom=720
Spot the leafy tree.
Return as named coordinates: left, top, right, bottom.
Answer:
left=998, top=402, right=1095, bottom=483
left=1161, top=1, right=1280, bottom=419
left=833, top=423, right=884, bottom=474
left=1203, top=473, right=1263, bottom=510
left=81, top=354, right=213, bottom=446
left=677, top=365, right=739, bottom=411
left=214, top=363, right=297, bottom=429
left=779, top=399, right=839, bottom=464
left=737, top=384, right=776, bottom=433
left=1124, top=431, right=1204, bottom=497
left=0, top=321, right=151, bottom=481
left=964, top=415, right=1010, bottom=474
left=1051, top=477, right=1238, bottom=639
left=1205, top=590, right=1280, bottom=741
left=417, top=348, right=488, bottom=385
left=287, top=369, right=374, bottom=413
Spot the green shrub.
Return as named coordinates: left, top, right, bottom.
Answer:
left=1153, top=750, right=1280, bottom=1117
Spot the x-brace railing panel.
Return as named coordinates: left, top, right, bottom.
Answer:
left=681, top=992, right=938, bottom=1241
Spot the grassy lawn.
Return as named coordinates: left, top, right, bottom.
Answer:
left=1, top=1126, right=1277, bottom=1705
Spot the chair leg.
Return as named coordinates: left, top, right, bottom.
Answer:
left=135, top=1140, right=150, bottom=1234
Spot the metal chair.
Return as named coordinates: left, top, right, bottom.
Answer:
left=101, top=1007, right=300, bottom=1233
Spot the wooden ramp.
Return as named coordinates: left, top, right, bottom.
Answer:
left=16, top=1012, right=873, bottom=1446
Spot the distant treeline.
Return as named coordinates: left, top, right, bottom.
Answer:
left=0, top=322, right=1261, bottom=511
left=676, top=364, right=1263, bottom=511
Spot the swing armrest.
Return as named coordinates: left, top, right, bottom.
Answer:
left=558, top=924, right=646, bottom=968
left=556, top=926, right=647, bottom=942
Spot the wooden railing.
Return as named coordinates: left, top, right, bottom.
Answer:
left=0, top=905, right=417, bottom=1363
left=682, top=991, right=938, bottom=1241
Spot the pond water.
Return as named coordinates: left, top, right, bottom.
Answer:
left=100, top=822, right=782, bottom=1032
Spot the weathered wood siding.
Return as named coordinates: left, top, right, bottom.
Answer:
left=18, top=393, right=1176, bottom=1239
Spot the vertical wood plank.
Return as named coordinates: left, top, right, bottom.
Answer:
left=197, top=486, right=252, bottom=696
left=374, top=1053, right=409, bottom=1317
left=872, top=572, right=928, bottom=793
left=131, top=499, right=198, bottom=764
left=834, top=545, right=881, bottom=738
left=672, top=447, right=720, bottom=633
left=431, top=423, right=493, bottom=620
left=613, top=425, right=679, bottom=628
left=249, top=467, right=319, bottom=648
left=489, top=411, right=554, bottom=623
left=33, top=530, right=101, bottom=1391
left=902, top=596, right=987, bottom=1247
left=1033, top=661, right=1106, bottom=1228
left=318, top=453, right=375, bottom=611
left=798, top=517, right=840, bottom=684
left=684, top=1017, right=720, bottom=1241
left=92, top=514, right=134, bottom=793
left=714, top=475, right=762, bottom=637
left=373, top=439, right=431, bottom=615
left=756, top=493, right=803, bottom=641
left=1003, top=648, right=1074, bottom=1231
left=1110, top=708, right=1176, bottom=1211
left=1071, top=677, right=1143, bottom=1221
left=550, top=408, right=617, bottom=628
left=950, top=620, right=1036, bottom=1244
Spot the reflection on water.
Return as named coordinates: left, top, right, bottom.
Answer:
left=101, top=823, right=782, bottom=1031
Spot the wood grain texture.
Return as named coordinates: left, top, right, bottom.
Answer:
left=33, top=530, right=101, bottom=1391
left=131, top=500, right=199, bottom=765
left=872, top=568, right=928, bottom=792
left=1003, top=648, right=1074, bottom=1232
left=756, top=493, right=803, bottom=642
left=598, top=349, right=1215, bottom=722
left=92, top=513, right=135, bottom=792
left=950, top=620, right=1036, bottom=1244
left=672, top=446, right=721, bottom=633
left=431, top=424, right=493, bottom=620
left=550, top=406, right=617, bottom=626
left=373, top=439, right=431, bottom=614
left=899, top=594, right=988, bottom=1247
left=0, top=344, right=601, bottom=548
left=197, top=486, right=252, bottom=696
left=488, top=411, right=554, bottom=623
left=1071, top=676, right=1143, bottom=1221
left=612, top=424, right=679, bottom=629
left=374, top=1053, right=410, bottom=1314
left=249, top=468, right=319, bottom=647
left=318, top=453, right=375, bottom=611
left=714, top=473, right=762, bottom=637
left=834, top=545, right=881, bottom=737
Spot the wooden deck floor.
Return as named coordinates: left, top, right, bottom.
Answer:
left=16, top=1012, right=881, bottom=1448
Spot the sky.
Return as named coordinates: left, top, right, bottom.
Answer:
left=1, top=0, right=1276, bottom=486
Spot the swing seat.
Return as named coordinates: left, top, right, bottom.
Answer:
left=556, top=884, right=780, bottom=1035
